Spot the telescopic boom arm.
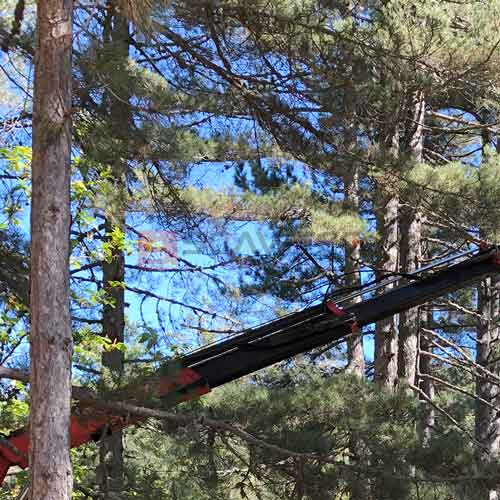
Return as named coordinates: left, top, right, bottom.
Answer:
left=1, top=246, right=499, bottom=484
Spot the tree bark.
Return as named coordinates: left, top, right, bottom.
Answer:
left=344, top=186, right=365, bottom=378
left=99, top=215, right=126, bottom=500
left=397, top=212, right=421, bottom=385
left=418, top=314, right=434, bottom=446
left=475, top=277, right=500, bottom=500
left=373, top=75, right=403, bottom=392
left=29, top=1, right=74, bottom=499
left=340, top=21, right=368, bottom=499
left=98, top=5, right=129, bottom=498
left=398, top=91, right=425, bottom=387
left=342, top=48, right=364, bottom=378
left=374, top=123, right=399, bottom=391
left=374, top=194, right=399, bottom=392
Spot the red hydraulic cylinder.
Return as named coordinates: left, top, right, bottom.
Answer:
left=0, top=367, right=209, bottom=485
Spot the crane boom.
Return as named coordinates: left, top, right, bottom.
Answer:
left=1, top=246, right=499, bottom=485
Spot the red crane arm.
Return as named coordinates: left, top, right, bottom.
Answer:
left=0, top=367, right=209, bottom=484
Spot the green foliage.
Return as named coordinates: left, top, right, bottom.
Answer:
left=182, top=182, right=368, bottom=243
left=0, top=385, right=28, bottom=431
left=65, top=368, right=486, bottom=500
left=0, top=146, right=31, bottom=228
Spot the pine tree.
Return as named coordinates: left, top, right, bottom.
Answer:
left=29, top=0, right=73, bottom=498
left=97, top=3, right=130, bottom=497
left=374, top=78, right=401, bottom=390
left=475, top=277, right=500, bottom=499
left=398, top=90, right=425, bottom=388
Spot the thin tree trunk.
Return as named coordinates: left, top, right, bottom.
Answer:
left=344, top=180, right=364, bottom=377
left=99, top=6, right=129, bottom=498
left=475, top=277, right=500, bottom=500
left=374, top=163, right=399, bottom=389
left=398, top=91, right=425, bottom=387
left=419, top=314, right=434, bottom=446
left=373, top=76, right=402, bottom=392
left=99, top=214, right=126, bottom=499
left=340, top=20, right=368, bottom=498
left=397, top=212, right=421, bottom=385
left=474, top=115, right=500, bottom=500
left=29, top=1, right=74, bottom=499
left=342, top=53, right=364, bottom=378
left=372, top=139, right=400, bottom=500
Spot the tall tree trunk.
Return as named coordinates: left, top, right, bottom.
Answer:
left=344, top=176, right=364, bottom=377
left=29, top=1, right=74, bottom=499
left=340, top=20, right=368, bottom=499
left=99, top=216, right=126, bottom=499
left=98, top=6, right=129, bottom=498
left=475, top=277, right=500, bottom=500
left=342, top=49, right=364, bottom=378
left=372, top=154, right=400, bottom=500
left=474, top=114, right=500, bottom=500
left=374, top=126, right=400, bottom=390
left=398, top=91, right=425, bottom=387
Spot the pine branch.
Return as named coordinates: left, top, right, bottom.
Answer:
left=422, top=329, right=500, bottom=386
left=418, top=372, right=497, bottom=410
left=409, top=383, right=480, bottom=447
left=125, top=285, right=240, bottom=325
left=0, top=0, right=26, bottom=53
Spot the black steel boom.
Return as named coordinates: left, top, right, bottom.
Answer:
left=183, top=246, right=500, bottom=389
